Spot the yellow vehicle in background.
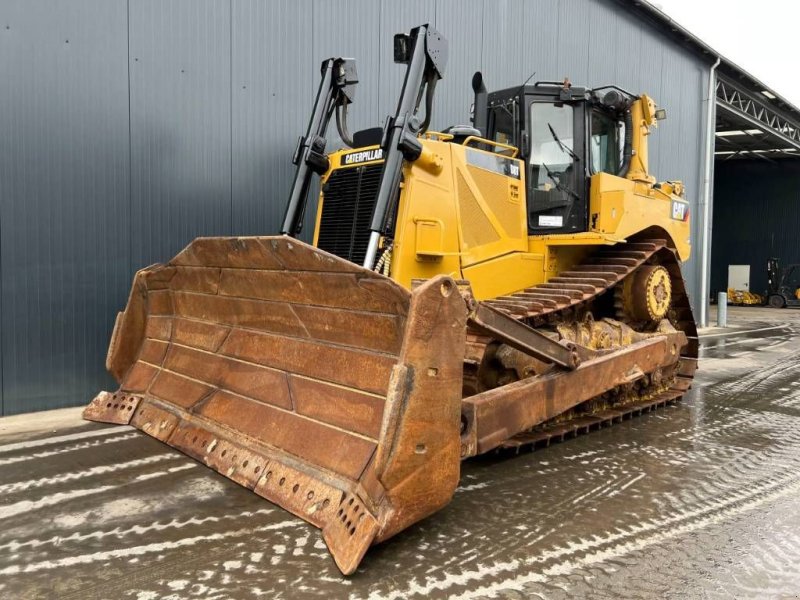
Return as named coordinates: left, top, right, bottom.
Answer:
left=727, top=288, right=763, bottom=305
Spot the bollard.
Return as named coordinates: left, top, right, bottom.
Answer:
left=717, top=292, right=727, bottom=327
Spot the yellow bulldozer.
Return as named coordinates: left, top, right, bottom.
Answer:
left=84, top=24, right=697, bottom=574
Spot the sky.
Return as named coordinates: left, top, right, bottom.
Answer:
left=651, top=0, right=800, bottom=108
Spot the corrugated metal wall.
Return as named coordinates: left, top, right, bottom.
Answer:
left=0, top=0, right=710, bottom=415
left=711, top=159, right=800, bottom=296
left=0, top=1, right=131, bottom=414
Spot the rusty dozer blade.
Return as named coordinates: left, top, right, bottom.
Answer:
left=84, top=236, right=466, bottom=574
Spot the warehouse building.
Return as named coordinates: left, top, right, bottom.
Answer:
left=1, top=0, right=798, bottom=415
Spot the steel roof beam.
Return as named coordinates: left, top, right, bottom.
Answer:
left=716, top=76, right=800, bottom=151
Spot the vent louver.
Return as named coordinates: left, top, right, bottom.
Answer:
left=318, top=163, right=384, bottom=266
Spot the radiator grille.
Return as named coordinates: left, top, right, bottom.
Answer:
left=318, top=164, right=383, bottom=265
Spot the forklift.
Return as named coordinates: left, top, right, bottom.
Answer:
left=767, top=258, right=800, bottom=308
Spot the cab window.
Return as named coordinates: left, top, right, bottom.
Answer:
left=590, top=110, right=622, bottom=174
left=489, top=103, right=516, bottom=146
left=528, top=102, right=574, bottom=188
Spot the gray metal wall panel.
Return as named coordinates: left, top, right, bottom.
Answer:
left=685, top=66, right=709, bottom=303
left=433, top=0, right=484, bottom=129
left=298, top=0, right=384, bottom=238
left=587, top=0, right=619, bottom=85
left=480, top=0, right=528, bottom=91
left=636, top=23, right=665, bottom=99
left=521, top=0, right=562, bottom=83
left=231, top=0, right=313, bottom=236
left=0, top=0, right=130, bottom=414
left=610, top=12, right=645, bottom=89
left=0, top=0, right=710, bottom=414
left=711, top=159, right=800, bottom=296
left=312, top=0, right=382, bottom=135
left=128, top=0, right=232, bottom=269
left=377, top=1, right=437, bottom=116
left=556, top=0, right=591, bottom=85
left=656, top=46, right=707, bottom=301
left=579, top=1, right=709, bottom=303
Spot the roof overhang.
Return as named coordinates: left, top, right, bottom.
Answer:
left=616, top=0, right=800, bottom=161
left=715, top=74, right=800, bottom=161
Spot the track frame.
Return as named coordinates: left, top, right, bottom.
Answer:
left=460, top=237, right=698, bottom=457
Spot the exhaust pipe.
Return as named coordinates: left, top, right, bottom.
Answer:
left=471, top=71, right=488, bottom=138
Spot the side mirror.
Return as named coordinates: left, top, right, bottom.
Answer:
left=655, top=108, right=667, bottom=121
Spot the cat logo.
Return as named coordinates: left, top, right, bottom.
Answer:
left=671, top=200, right=689, bottom=222
left=342, top=148, right=384, bottom=165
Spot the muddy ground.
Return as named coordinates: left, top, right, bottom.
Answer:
left=1, top=306, right=799, bottom=599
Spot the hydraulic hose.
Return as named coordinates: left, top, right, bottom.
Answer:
left=335, top=101, right=355, bottom=148
left=419, top=76, right=438, bottom=133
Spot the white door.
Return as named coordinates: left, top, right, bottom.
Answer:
left=728, top=264, right=750, bottom=291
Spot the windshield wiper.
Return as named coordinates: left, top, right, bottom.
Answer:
left=541, top=162, right=580, bottom=200
left=547, top=123, right=580, bottom=162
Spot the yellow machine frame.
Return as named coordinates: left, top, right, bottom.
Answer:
left=313, top=95, right=691, bottom=301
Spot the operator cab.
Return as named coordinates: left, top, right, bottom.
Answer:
left=481, top=79, right=631, bottom=236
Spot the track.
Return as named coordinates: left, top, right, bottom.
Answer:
left=465, top=237, right=698, bottom=452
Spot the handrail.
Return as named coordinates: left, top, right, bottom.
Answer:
left=461, top=136, right=519, bottom=158
left=421, top=131, right=454, bottom=142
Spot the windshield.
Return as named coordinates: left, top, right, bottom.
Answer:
left=529, top=103, right=574, bottom=187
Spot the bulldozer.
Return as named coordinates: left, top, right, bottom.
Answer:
left=84, top=24, right=697, bottom=574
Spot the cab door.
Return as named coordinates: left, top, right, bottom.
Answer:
left=524, top=97, right=587, bottom=235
